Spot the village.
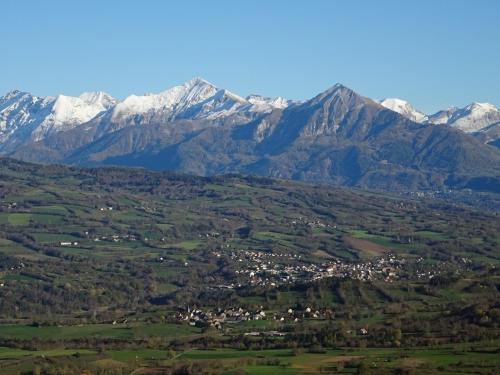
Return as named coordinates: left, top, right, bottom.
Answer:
left=171, top=303, right=375, bottom=338
left=209, top=245, right=465, bottom=290
left=211, top=249, right=405, bottom=289
left=172, top=304, right=336, bottom=333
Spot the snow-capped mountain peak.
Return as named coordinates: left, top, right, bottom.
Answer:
left=444, top=102, right=500, bottom=133
left=379, top=98, right=428, bottom=123
left=465, top=102, right=497, bottom=112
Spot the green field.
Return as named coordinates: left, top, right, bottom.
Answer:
left=0, top=323, right=200, bottom=340
left=167, top=239, right=203, bottom=250
left=31, top=232, right=80, bottom=244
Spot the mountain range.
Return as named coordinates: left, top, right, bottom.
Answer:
left=1, top=78, right=500, bottom=192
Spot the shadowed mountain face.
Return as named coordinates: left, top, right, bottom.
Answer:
left=4, top=82, right=500, bottom=192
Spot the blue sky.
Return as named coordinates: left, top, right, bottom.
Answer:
left=3, top=0, right=499, bottom=113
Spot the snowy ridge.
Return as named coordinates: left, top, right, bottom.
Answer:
left=32, top=92, right=117, bottom=140
left=111, top=78, right=288, bottom=121
left=0, top=90, right=116, bottom=145
left=380, top=97, right=500, bottom=138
